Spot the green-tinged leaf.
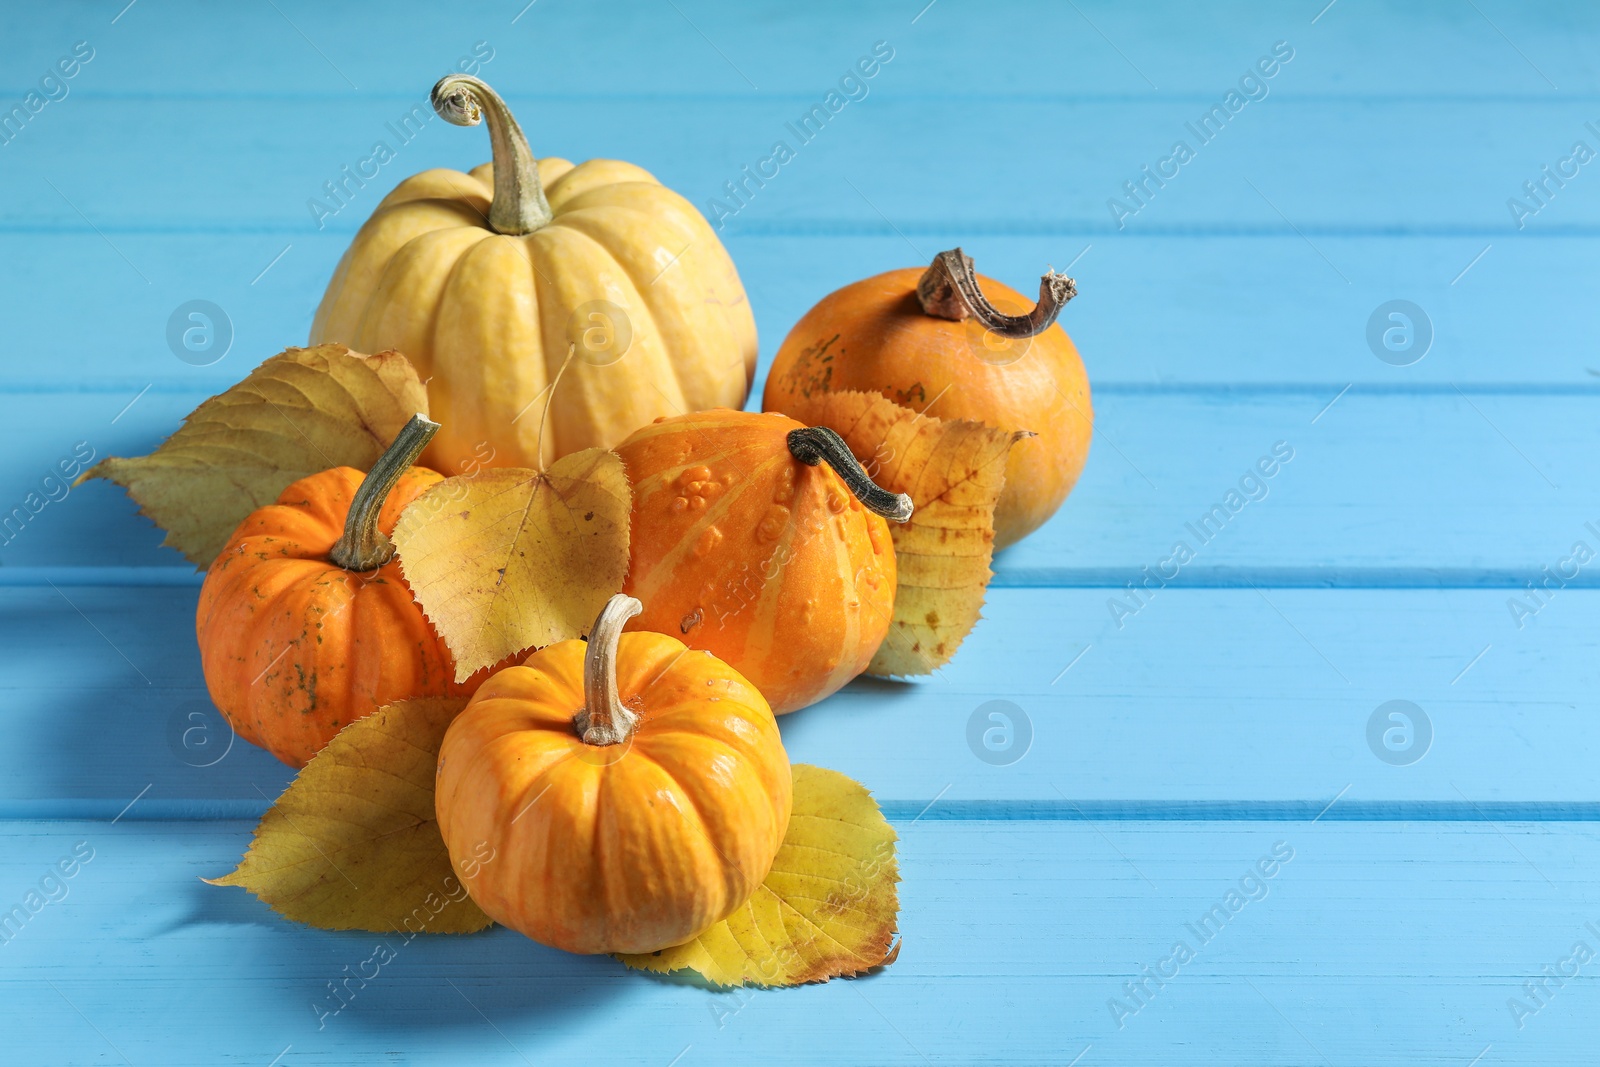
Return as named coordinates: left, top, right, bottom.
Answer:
left=207, top=697, right=490, bottom=934
left=80, top=344, right=428, bottom=566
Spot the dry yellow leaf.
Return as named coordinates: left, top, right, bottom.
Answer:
left=800, top=390, right=1020, bottom=676
left=80, top=344, right=428, bottom=566
left=616, top=764, right=900, bottom=987
left=207, top=697, right=491, bottom=934
left=392, top=448, right=632, bottom=681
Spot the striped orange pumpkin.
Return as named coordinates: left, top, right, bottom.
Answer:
left=615, top=410, right=910, bottom=714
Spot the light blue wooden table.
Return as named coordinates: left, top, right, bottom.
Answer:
left=4, top=1, right=1599, bottom=1062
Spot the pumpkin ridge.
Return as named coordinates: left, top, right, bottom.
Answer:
left=376, top=194, right=490, bottom=225
left=628, top=449, right=790, bottom=608
left=588, top=758, right=622, bottom=941
left=547, top=201, right=696, bottom=249
left=266, top=467, right=363, bottom=539
left=521, top=230, right=644, bottom=457
left=539, top=210, right=696, bottom=402
left=241, top=564, right=342, bottom=758
left=312, top=569, right=365, bottom=727
left=498, top=743, right=579, bottom=838
left=420, top=173, right=498, bottom=228
left=741, top=482, right=811, bottom=692
left=624, top=434, right=774, bottom=498
left=542, top=160, right=662, bottom=209
left=630, top=748, right=749, bottom=914
left=373, top=168, right=492, bottom=214
left=428, top=234, right=546, bottom=465
left=315, top=206, right=483, bottom=344
left=354, top=225, right=485, bottom=361
left=347, top=568, right=434, bottom=713
left=507, top=234, right=551, bottom=464
left=542, top=202, right=720, bottom=402
left=635, top=714, right=775, bottom=780
left=528, top=221, right=689, bottom=433
left=615, top=638, right=692, bottom=708
left=810, top=497, right=870, bottom=702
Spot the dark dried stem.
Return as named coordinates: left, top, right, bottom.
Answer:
left=916, top=247, right=1076, bottom=337
left=786, top=427, right=913, bottom=523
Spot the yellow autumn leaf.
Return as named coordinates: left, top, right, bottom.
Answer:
left=80, top=344, right=428, bottom=566
left=617, top=764, right=900, bottom=987
left=206, top=697, right=491, bottom=935
left=800, top=390, right=1020, bottom=676
left=392, top=448, right=632, bottom=680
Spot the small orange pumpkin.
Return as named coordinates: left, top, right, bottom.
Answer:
left=436, top=594, right=792, bottom=955
left=196, top=415, right=476, bottom=767
left=614, top=409, right=911, bottom=714
left=763, top=247, right=1093, bottom=549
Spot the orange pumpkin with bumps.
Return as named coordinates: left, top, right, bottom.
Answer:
left=615, top=409, right=911, bottom=714
left=196, top=416, right=477, bottom=767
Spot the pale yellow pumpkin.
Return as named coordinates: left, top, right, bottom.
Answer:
left=310, top=76, right=757, bottom=474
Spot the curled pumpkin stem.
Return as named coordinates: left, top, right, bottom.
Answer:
left=329, top=414, right=439, bottom=572
left=787, top=427, right=914, bottom=524
left=576, top=594, right=644, bottom=746
left=916, top=247, right=1076, bottom=338
left=431, top=74, right=552, bottom=236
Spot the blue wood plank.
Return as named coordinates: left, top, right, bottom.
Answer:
left=4, top=0, right=1594, bottom=98
left=1, top=584, right=1595, bottom=813
left=8, top=96, right=1600, bottom=235
left=1, top=818, right=1595, bottom=1066
left=0, top=234, right=1591, bottom=393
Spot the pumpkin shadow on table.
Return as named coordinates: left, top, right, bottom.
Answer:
left=26, top=580, right=297, bottom=810
left=834, top=676, right=919, bottom=700
left=36, top=675, right=295, bottom=815
left=156, top=873, right=622, bottom=1035
left=780, top=674, right=921, bottom=733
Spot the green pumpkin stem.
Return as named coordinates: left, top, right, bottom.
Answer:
left=916, top=247, right=1076, bottom=338
left=576, top=594, right=645, bottom=746
left=431, top=75, right=553, bottom=236
left=329, top=414, right=439, bottom=572
left=786, top=427, right=913, bottom=523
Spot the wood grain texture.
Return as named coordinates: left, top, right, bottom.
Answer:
left=0, top=819, right=1595, bottom=1066
left=0, top=235, right=1591, bottom=393
left=5, top=0, right=1596, bottom=96
left=7, top=97, right=1599, bottom=234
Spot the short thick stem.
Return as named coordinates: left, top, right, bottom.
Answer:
left=328, top=414, right=439, bottom=571
left=787, top=427, right=914, bottom=523
left=431, top=74, right=553, bottom=236
left=575, top=595, right=645, bottom=747
left=916, top=247, right=1076, bottom=338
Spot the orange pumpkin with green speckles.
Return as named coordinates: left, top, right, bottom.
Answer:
left=615, top=409, right=911, bottom=715
left=196, top=416, right=477, bottom=767
left=764, top=248, right=1092, bottom=550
